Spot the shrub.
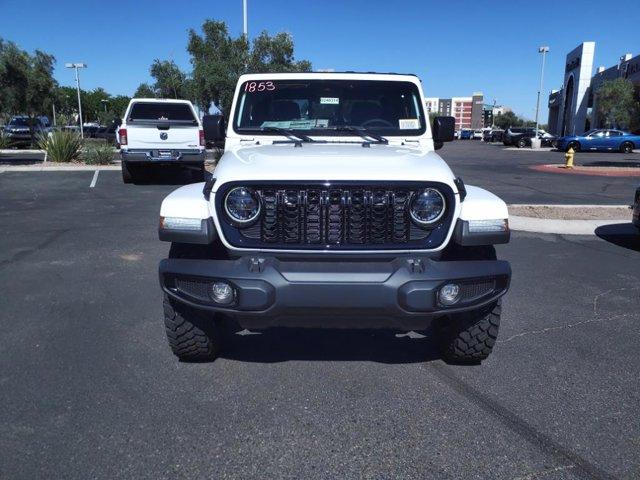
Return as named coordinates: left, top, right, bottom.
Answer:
left=82, top=143, right=114, bottom=165
left=37, top=130, right=83, bottom=163
left=0, top=130, right=9, bottom=149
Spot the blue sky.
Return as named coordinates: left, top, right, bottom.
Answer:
left=1, top=0, right=639, bottom=119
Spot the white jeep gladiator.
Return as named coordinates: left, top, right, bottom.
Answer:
left=119, top=98, right=205, bottom=183
left=157, top=72, right=511, bottom=363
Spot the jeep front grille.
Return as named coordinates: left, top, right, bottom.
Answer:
left=216, top=182, right=454, bottom=251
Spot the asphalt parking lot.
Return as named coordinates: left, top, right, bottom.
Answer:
left=441, top=141, right=639, bottom=205
left=1, top=152, right=639, bottom=479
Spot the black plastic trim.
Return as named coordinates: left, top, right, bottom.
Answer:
left=454, top=177, right=467, bottom=201
left=453, top=219, right=510, bottom=246
left=158, top=218, right=216, bottom=244
left=158, top=255, right=511, bottom=328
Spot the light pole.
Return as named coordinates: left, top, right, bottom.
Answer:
left=534, top=46, right=549, bottom=144
left=243, top=0, right=248, bottom=38
left=65, top=62, right=87, bottom=138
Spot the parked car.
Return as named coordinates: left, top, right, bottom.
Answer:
left=94, top=120, right=120, bottom=145
left=633, top=186, right=640, bottom=230
left=459, top=129, right=473, bottom=139
left=3, top=115, right=52, bottom=147
left=119, top=98, right=206, bottom=183
left=484, top=128, right=504, bottom=143
left=513, top=130, right=556, bottom=148
left=502, top=127, right=534, bottom=146
left=556, top=129, right=640, bottom=153
left=157, top=72, right=511, bottom=364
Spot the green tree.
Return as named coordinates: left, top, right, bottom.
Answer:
left=494, top=111, right=523, bottom=129
left=0, top=38, right=57, bottom=124
left=110, top=95, right=131, bottom=119
left=187, top=19, right=311, bottom=115
left=596, top=78, right=637, bottom=129
left=134, top=83, right=156, bottom=98
left=150, top=59, right=188, bottom=99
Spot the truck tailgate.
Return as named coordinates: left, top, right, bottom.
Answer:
left=126, top=124, right=200, bottom=149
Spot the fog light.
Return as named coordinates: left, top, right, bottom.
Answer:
left=210, top=281, right=235, bottom=305
left=438, top=283, right=461, bottom=306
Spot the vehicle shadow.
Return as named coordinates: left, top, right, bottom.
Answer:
left=595, top=223, right=640, bottom=252
left=131, top=164, right=205, bottom=185
left=218, top=327, right=442, bottom=364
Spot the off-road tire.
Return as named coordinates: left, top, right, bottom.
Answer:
left=163, top=294, right=221, bottom=361
left=121, top=160, right=133, bottom=184
left=620, top=142, right=634, bottom=154
left=440, top=301, right=501, bottom=364
left=567, top=141, right=580, bottom=152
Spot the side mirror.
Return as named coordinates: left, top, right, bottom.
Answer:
left=432, top=116, right=455, bottom=150
left=202, top=114, right=225, bottom=146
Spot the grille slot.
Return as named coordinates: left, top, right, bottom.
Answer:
left=219, top=183, right=453, bottom=250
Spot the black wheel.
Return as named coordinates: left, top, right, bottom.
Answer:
left=567, top=141, right=580, bottom=152
left=121, top=160, right=133, bottom=184
left=440, top=300, right=501, bottom=364
left=517, top=138, right=527, bottom=148
left=620, top=142, right=634, bottom=154
left=163, top=294, right=221, bottom=362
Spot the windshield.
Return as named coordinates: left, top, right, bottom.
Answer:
left=233, top=79, right=426, bottom=136
left=9, top=117, right=36, bottom=127
left=128, top=102, right=197, bottom=124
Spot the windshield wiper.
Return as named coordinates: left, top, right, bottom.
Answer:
left=333, top=125, right=389, bottom=144
left=260, top=126, right=316, bottom=144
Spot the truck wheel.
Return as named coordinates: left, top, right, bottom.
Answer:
left=620, top=142, right=634, bottom=154
left=163, top=294, right=221, bottom=361
left=440, top=301, right=501, bottom=364
left=122, top=161, right=133, bottom=184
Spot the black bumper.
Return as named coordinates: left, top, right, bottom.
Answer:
left=121, top=149, right=205, bottom=164
left=159, top=256, right=511, bottom=330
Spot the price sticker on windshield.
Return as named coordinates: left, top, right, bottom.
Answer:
left=244, top=81, right=276, bottom=92
left=399, top=118, right=420, bottom=130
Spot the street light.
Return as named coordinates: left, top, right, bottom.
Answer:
left=65, top=62, right=87, bottom=138
left=101, top=99, right=109, bottom=112
left=534, top=46, right=549, bottom=147
left=243, top=0, right=248, bottom=38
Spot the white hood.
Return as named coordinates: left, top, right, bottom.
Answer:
left=212, top=143, right=457, bottom=192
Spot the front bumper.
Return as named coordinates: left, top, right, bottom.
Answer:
left=121, top=148, right=205, bottom=164
left=159, top=256, right=511, bottom=330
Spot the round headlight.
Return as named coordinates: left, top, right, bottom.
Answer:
left=410, top=188, right=446, bottom=225
left=224, top=187, right=261, bottom=224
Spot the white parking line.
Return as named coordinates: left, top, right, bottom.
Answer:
left=89, top=170, right=99, bottom=188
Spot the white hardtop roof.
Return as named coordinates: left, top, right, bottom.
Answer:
left=238, top=72, right=420, bottom=82
left=129, top=98, right=194, bottom=104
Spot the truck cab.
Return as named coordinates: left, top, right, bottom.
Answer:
left=157, top=72, right=511, bottom=364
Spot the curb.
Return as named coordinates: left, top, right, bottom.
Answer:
left=509, top=215, right=630, bottom=235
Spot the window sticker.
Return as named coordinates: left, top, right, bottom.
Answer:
left=320, top=97, right=340, bottom=105
left=399, top=118, right=420, bottom=130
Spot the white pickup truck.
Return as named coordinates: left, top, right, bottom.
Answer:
left=157, top=72, right=511, bottom=364
left=118, top=98, right=205, bottom=183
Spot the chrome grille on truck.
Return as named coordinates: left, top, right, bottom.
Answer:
left=216, top=182, right=454, bottom=251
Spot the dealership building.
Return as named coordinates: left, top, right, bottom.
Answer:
left=547, top=42, right=640, bottom=136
